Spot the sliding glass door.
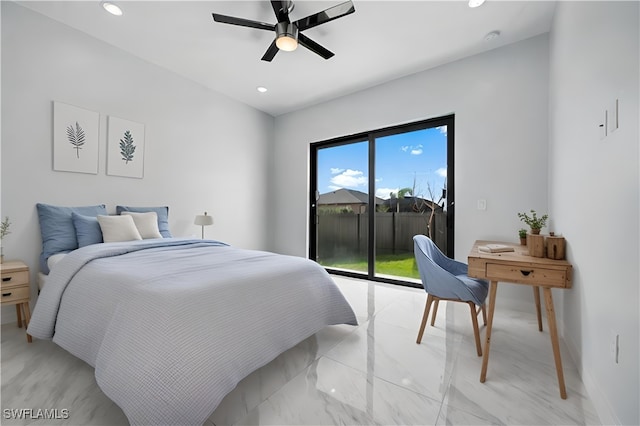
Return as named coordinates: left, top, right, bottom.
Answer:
left=314, top=140, right=369, bottom=274
left=310, top=115, right=454, bottom=286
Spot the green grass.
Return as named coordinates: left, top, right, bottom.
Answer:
left=320, top=253, right=420, bottom=279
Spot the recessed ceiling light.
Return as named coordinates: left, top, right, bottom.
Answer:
left=257, top=86, right=268, bottom=93
left=101, top=1, right=123, bottom=16
left=484, top=30, right=501, bottom=41
left=468, top=0, right=486, bottom=8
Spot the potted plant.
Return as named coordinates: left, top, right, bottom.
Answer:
left=518, top=228, right=527, bottom=245
left=0, top=216, right=10, bottom=264
left=517, top=210, right=548, bottom=235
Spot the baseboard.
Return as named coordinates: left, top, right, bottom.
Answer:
left=563, top=325, right=618, bottom=425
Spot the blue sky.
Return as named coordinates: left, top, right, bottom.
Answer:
left=317, top=126, right=448, bottom=200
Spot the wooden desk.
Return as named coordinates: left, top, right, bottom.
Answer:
left=468, top=240, right=572, bottom=399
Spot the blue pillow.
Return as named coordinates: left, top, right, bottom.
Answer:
left=116, top=206, right=172, bottom=238
left=72, top=212, right=103, bottom=248
left=36, top=203, right=107, bottom=274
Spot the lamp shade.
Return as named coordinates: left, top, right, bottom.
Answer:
left=194, top=212, right=214, bottom=226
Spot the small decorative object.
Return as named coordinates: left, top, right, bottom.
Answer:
left=517, top=210, right=549, bottom=235
left=518, top=228, right=527, bottom=245
left=0, top=216, right=11, bottom=264
left=194, top=212, right=214, bottom=239
left=478, top=243, right=515, bottom=253
left=53, top=101, right=100, bottom=174
left=547, top=234, right=566, bottom=260
left=528, top=234, right=545, bottom=258
left=107, top=116, right=145, bottom=179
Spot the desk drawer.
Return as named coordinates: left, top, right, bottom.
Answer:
left=1, top=271, right=29, bottom=289
left=1, top=286, right=30, bottom=304
left=486, top=263, right=567, bottom=288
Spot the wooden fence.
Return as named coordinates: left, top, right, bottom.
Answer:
left=317, top=211, right=447, bottom=261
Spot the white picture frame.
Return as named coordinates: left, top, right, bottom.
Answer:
left=107, top=116, right=145, bottom=179
left=53, top=101, right=100, bottom=174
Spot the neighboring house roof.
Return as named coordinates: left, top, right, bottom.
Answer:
left=318, top=188, right=383, bottom=205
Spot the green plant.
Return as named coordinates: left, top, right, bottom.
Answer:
left=517, top=210, right=548, bottom=230
left=66, top=121, right=86, bottom=159
left=518, top=228, right=527, bottom=238
left=120, top=130, right=136, bottom=164
left=0, top=216, right=10, bottom=240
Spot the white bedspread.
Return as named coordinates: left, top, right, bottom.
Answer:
left=28, top=239, right=357, bottom=425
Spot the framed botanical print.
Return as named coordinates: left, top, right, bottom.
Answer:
left=107, top=116, right=145, bottom=179
left=53, top=101, right=100, bottom=174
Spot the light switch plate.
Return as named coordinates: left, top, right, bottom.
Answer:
left=477, top=199, right=486, bottom=210
left=607, top=99, right=619, bottom=134
left=599, top=110, right=608, bottom=140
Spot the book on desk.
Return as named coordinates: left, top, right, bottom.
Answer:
left=478, top=244, right=515, bottom=253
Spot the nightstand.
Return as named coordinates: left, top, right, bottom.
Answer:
left=1, top=260, right=32, bottom=343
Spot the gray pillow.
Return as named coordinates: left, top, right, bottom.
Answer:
left=116, top=206, right=172, bottom=238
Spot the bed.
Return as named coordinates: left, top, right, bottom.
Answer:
left=28, top=204, right=357, bottom=425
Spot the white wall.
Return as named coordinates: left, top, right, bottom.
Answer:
left=1, top=3, right=274, bottom=322
left=548, top=2, right=639, bottom=425
left=271, top=34, right=550, bottom=308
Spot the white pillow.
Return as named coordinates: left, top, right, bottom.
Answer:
left=97, top=215, right=142, bottom=243
left=121, top=211, right=162, bottom=239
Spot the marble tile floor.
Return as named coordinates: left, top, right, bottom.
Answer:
left=1, top=276, right=600, bottom=425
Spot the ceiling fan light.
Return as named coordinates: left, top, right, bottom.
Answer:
left=275, top=22, right=299, bottom=52
left=276, top=36, right=298, bottom=52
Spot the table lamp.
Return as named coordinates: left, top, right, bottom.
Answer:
left=194, top=212, right=214, bottom=239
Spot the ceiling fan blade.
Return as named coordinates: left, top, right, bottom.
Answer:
left=298, top=33, right=334, bottom=60
left=295, top=1, right=355, bottom=32
left=261, top=39, right=279, bottom=62
left=212, top=13, right=274, bottom=31
left=270, top=1, right=290, bottom=23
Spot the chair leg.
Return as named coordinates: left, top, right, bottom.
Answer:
left=481, top=303, right=487, bottom=325
left=468, top=302, right=483, bottom=357
left=430, top=299, right=440, bottom=326
left=416, top=294, right=434, bottom=344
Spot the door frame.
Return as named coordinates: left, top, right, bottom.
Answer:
left=309, top=114, right=455, bottom=287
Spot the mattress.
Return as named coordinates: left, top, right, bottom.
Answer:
left=37, top=253, right=66, bottom=290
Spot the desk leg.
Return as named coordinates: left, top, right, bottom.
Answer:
left=533, top=286, right=543, bottom=332
left=480, top=280, right=498, bottom=383
left=543, top=287, right=566, bottom=399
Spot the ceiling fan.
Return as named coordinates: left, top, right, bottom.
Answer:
left=212, top=0, right=355, bottom=62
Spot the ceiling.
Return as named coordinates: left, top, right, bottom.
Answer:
left=17, top=1, right=557, bottom=117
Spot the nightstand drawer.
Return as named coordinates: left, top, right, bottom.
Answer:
left=1, top=286, right=30, bottom=304
left=486, top=263, right=568, bottom=288
left=1, top=270, right=29, bottom=288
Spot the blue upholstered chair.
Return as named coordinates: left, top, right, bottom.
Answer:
left=413, top=235, right=489, bottom=356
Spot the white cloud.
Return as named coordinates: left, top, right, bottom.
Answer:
left=436, top=125, right=447, bottom=134
left=330, top=167, right=344, bottom=175
left=436, top=167, right=447, bottom=178
left=330, top=169, right=367, bottom=188
left=402, top=144, right=423, bottom=155
left=376, top=187, right=399, bottom=200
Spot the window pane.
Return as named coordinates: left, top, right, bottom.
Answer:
left=374, top=126, right=448, bottom=281
left=316, top=141, right=369, bottom=273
